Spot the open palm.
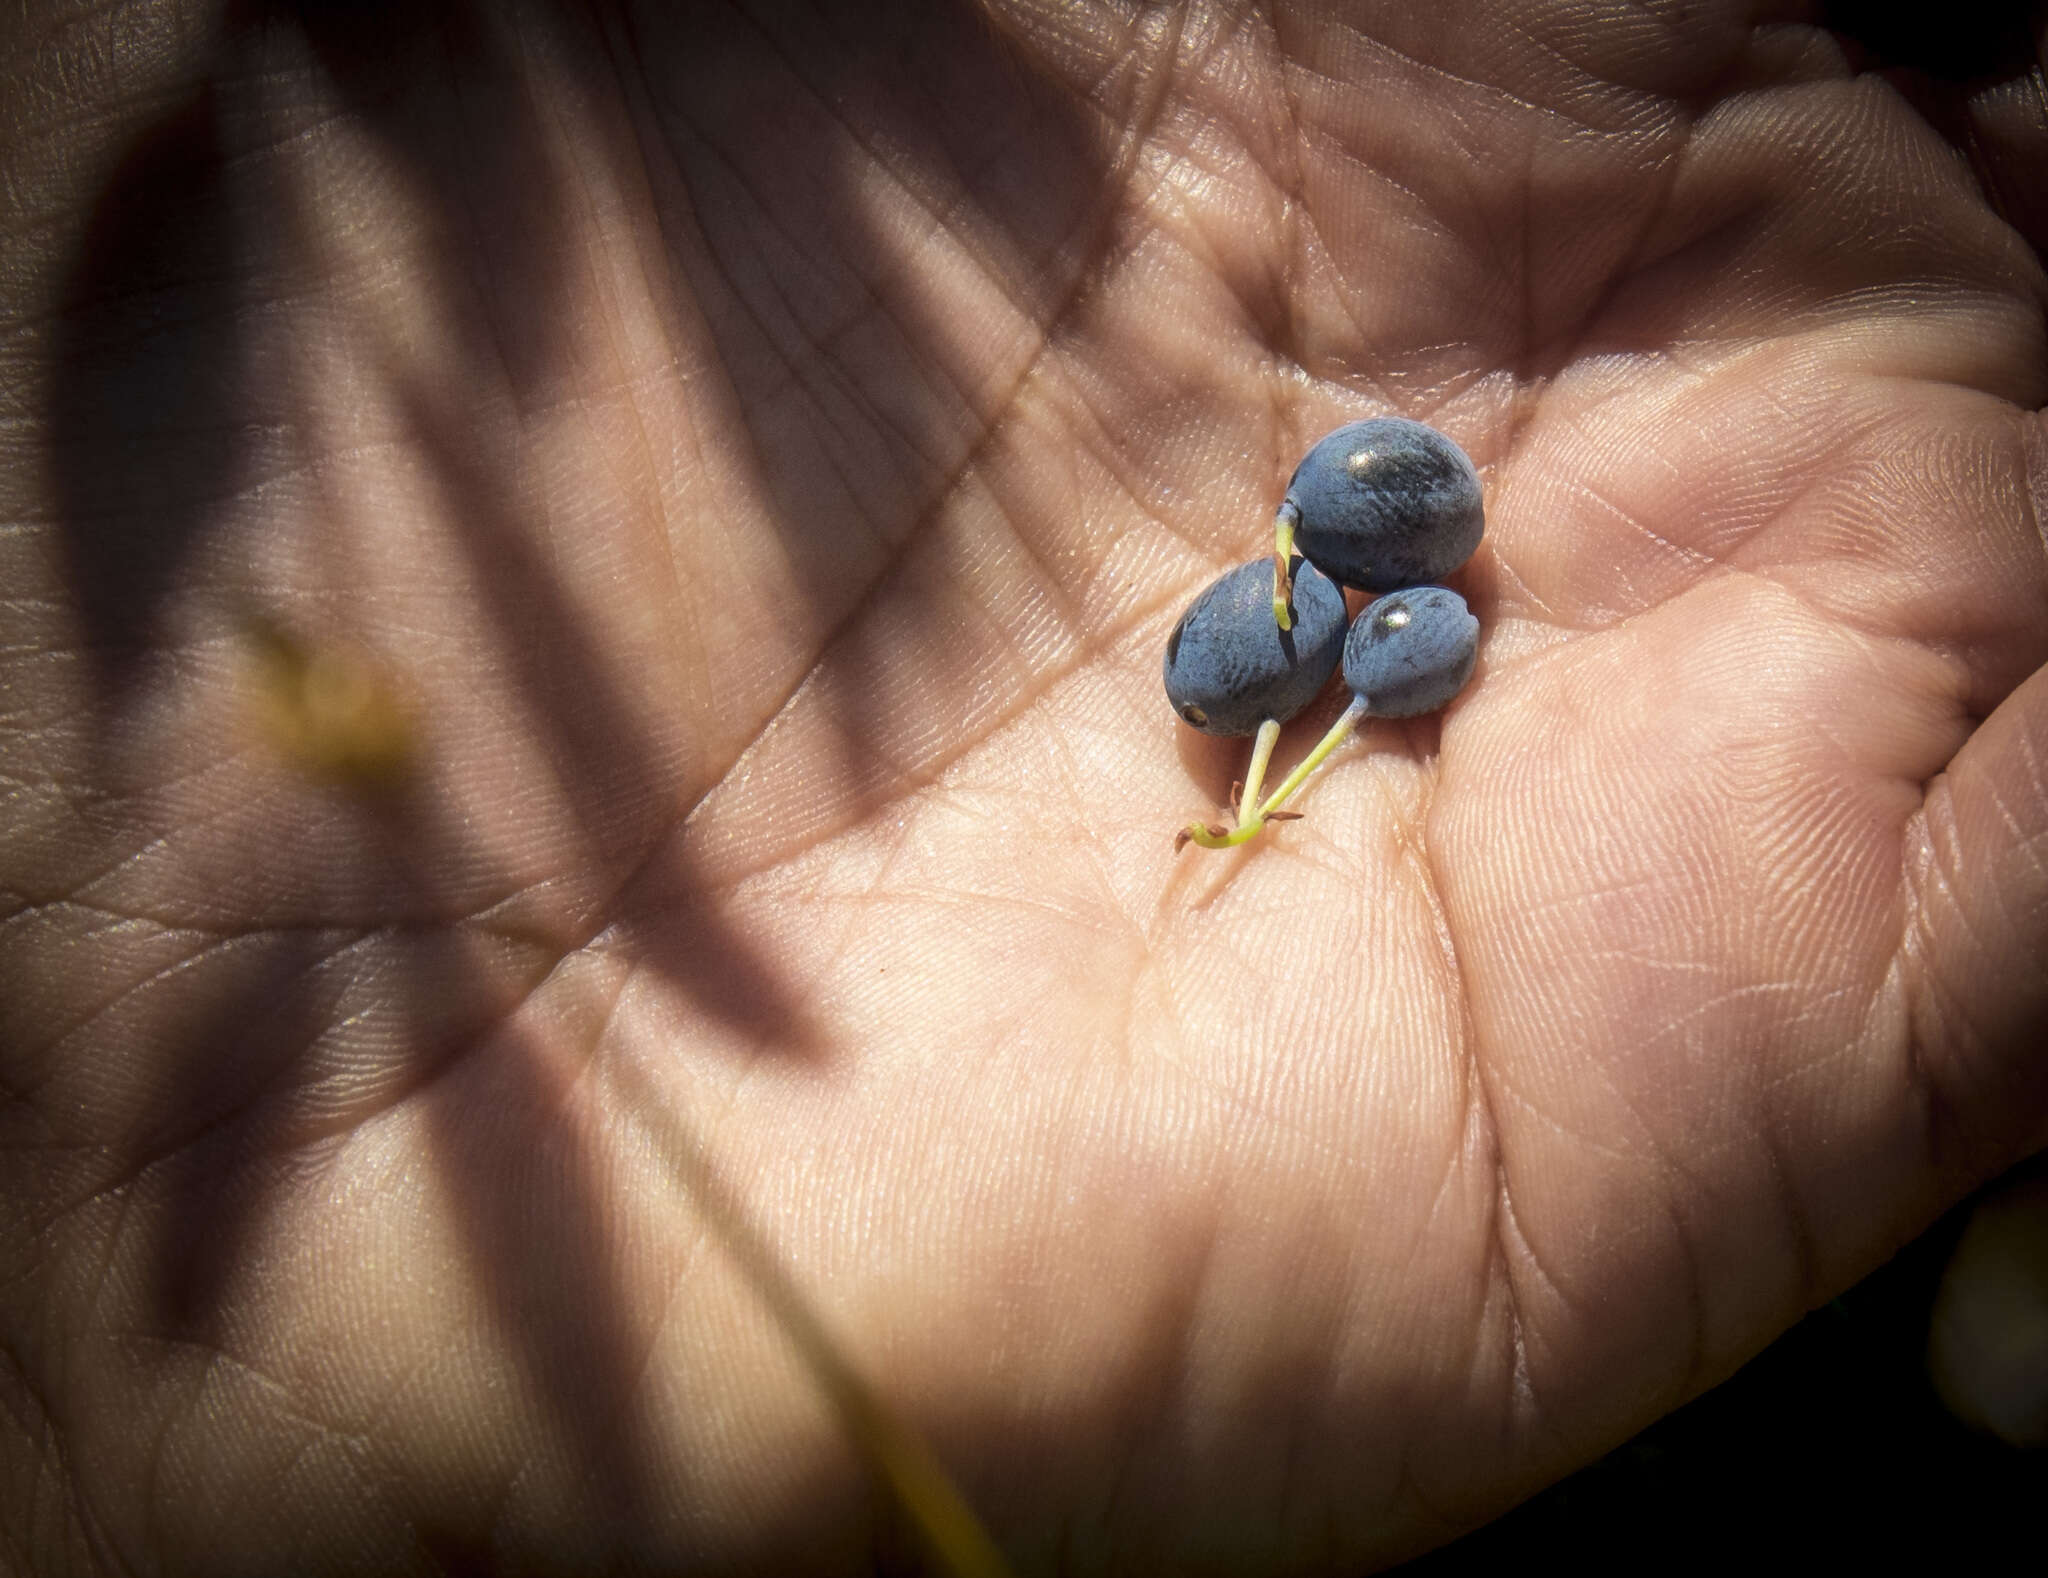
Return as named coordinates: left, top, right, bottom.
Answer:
left=5, top=2, right=2045, bottom=1572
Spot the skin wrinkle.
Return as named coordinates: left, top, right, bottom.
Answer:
left=1485, top=1168, right=1540, bottom=1436
left=1646, top=1164, right=1716, bottom=1408
left=1897, top=774, right=2000, bottom=1170
left=617, top=101, right=913, bottom=561
left=1284, top=144, right=1448, bottom=376
left=1416, top=686, right=1580, bottom=1460
left=1575, top=944, right=1716, bottom=976
left=158, top=1335, right=377, bottom=1473
left=1110, top=143, right=1241, bottom=316
left=6, top=2, right=2048, bottom=1570
left=1, top=1211, right=120, bottom=1563
left=1382, top=1115, right=1485, bottom=1541
left=1474, top=1038, right=1634, bottom=1171
left=548, top=1034, right=701, bottom=1476
left=643, top=57, right=1017, bottom=457
left=737, top=7, right=1082, bottom=359
left=584, top=21, right=1172, bottom=858
left=776, top=808, right=924, bottom=997
left=139, top=1384, right=178, bottom=1577
left=1086, top=1, right=1197, bottom=128
left=1023, top=706, right=1139, bottom=943
left=678, top=125, right=968, bottom=519
left=1907, top=942, right=1993, bottom=1168
left=16, top=930, right=313, bottom=1104
left=1914, top=792, right=1999, bottom=1025
left=1636, top=980, right=1809, bottom=1047
left=577, top=245, right=702, bottom=703
left=49, top=765, right=288, bottom=916
left=590, top=1072, right=756, bottom=1409
left=1207, top=0, right=1311, bottom=317
left=366, top=417, right=704, bottom=915
left=669, top=582, right=1188, bottom=893
left=1559, top=457, right=2015, bottom=660
left=1474, top=988, right=1719, bottom=1425
left=972, top=471, right=1093, bottom=642
left=1988, top=750, right=2048, bottom=893
left=1484, top=555, right=1567, bottom=631
left=36, top=926, right=315, bottom=1068
left=0, top=894, right=231, bottom=939
left=1749, top=1055, right=1828, bottom=1310
left=1560, top=467, right=1713, bottom=568
left=1738, top=994, right=1869, bottom=1105
left=1298, top=14, right=1714, bottom=384
left=45, top=926, right=545, bottom=1230
left=1894, top=805, right=1950, bottom=1121
left=429, top=56, right=549, bottom=444
left=1314, top=22, right=1646, bottom=136
left=549, top=239, right=704, bottom=715
left=1123, top=1018, right=1368, bottom=1176
left=1009, top=357, right=1211, bottom=569
left=56, top=1108, right=291, bottom=1255
left=0, top=1350, right=58, bottom=1577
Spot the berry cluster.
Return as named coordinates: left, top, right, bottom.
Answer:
left=1164, top=419, right=1483, bottom=851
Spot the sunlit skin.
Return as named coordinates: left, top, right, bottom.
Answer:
left=3, top=3, right=2047, bottom=1574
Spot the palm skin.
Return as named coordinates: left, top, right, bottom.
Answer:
left=3, top=0, right=2045, bottom=1572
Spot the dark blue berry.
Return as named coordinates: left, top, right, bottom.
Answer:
left=1164, top=557, right=1347, bottom=736
left=1283, top=419, right=1483, bottom=592
left=1344, top=586, right=1479, bottom=718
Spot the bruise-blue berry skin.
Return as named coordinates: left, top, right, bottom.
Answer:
left=1343, top=586, right=1480, bottom=718
left=1176, top=581, right=1480, bottom=851
left=1284, top=419, right=1483, bottom=591
left=1164, top=557, right=1347, bottom=735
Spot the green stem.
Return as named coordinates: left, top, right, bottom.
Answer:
left=1179, top=816, right=1272, bottom=850
left=1238, top=719, right=1281, bottom=818
left=1179, top=716, right=1284, bottom=850
left=1253, top=694, right=1369, bottom=819
left=1178, top=703, right=1368, bottom=851
left=1272, top=502, right=1300, bottom=630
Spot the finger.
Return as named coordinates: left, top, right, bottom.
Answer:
left=1955, top=31, right=2048, bottom=263
left=1927, top=1155, right=2048, bottom=1448
left=1903, top=477, right=2048, bottom=1172
left=1829, top=1, right=2048, bottom=263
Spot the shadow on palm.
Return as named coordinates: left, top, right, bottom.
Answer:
left=34, top=0, right=1118, bottom=1558
left=22, top=0, right=2048, bottom=1571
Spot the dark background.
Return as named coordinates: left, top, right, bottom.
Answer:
left=1398, top=1179, right=2045, bottom=1572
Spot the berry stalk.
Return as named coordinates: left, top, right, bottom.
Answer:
left=1271, top=501, right=1300, bottom=630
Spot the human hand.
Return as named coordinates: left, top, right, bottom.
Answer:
left=3, top=2, right=2043, bottom=1571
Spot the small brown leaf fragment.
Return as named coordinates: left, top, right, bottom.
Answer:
left=1265, top=811, right=1304, bottom=823
left=1174, top=827, right=1194, bottom=853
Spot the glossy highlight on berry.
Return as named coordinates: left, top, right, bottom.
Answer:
left=1271, top=417, right=1483, bottom=628
left=1341, top=585, right=1480, bottom=718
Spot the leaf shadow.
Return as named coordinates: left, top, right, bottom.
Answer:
left=38, top=0, right=1109, bottom=1560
